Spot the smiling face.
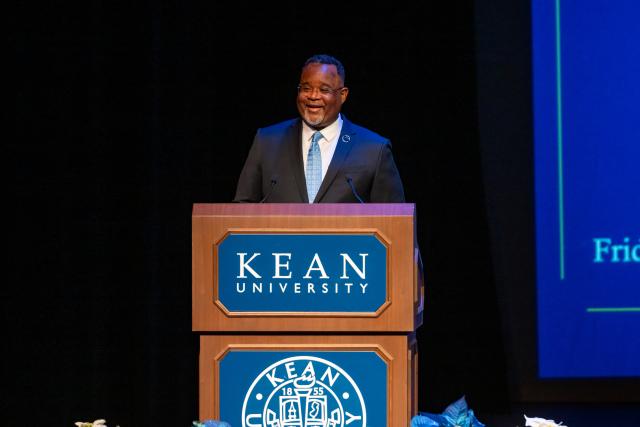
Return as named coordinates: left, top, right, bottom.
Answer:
left=296, top=63, right=349, bottom=130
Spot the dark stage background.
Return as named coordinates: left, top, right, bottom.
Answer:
left=10, top=1, right=635, bottom=426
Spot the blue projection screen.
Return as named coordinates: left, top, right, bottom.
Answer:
left=533, top=0, right=640, bottom=378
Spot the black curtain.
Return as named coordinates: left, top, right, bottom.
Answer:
left=9, top=1, right=507, bottom=425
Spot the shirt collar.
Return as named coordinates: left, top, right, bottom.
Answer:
left=302, top=114, right=343, bottom=144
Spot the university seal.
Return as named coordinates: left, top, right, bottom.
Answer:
left=241, top=355, right=367, bottom=427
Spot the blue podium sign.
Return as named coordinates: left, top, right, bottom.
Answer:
left=219, top=350, right=387, bottom=427
left=216, top=233, right=388, bottom=313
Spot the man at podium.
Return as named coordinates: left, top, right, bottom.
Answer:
left=233, top=54, right=405, bottom=203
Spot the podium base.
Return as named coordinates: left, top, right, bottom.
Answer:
left=199, top=334, right=418, bottom=427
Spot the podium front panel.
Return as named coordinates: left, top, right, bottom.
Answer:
left=199, top=334, right=418, bottom=427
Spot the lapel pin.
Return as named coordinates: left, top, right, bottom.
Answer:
left=341, top=135, right=351, bottom=143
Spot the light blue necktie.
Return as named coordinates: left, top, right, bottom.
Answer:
left=306, top=131, right=323, bottom=203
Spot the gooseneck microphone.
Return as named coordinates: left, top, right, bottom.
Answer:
left=259, top=176, right=278, bottom=203
left=345, top=175, right=365, bottom=204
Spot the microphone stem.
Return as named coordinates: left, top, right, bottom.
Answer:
left=347, top=177, right=364, bottom=203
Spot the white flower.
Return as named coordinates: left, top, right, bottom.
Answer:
left=74, top=420, right=107, bottom=427
left=524, top=415, right=566, bottom=427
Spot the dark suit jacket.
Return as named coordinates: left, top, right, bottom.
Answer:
left=233, top=117, right=405, bottom=203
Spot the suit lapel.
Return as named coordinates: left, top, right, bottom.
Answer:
left=285, top=119, right=308, bottom=202
left=314, top=118, right=356, bottom=202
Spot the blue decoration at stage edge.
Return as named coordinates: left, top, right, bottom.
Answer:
left=411, top=396, right=485, bottom=427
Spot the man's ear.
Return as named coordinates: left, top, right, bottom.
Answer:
left=340, top=87, right=349, bottom=104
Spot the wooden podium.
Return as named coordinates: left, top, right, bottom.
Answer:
left=192, top=203, right=423, bottom=427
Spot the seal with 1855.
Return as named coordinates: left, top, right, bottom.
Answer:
left=241, top=355, right=366, bottom=427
